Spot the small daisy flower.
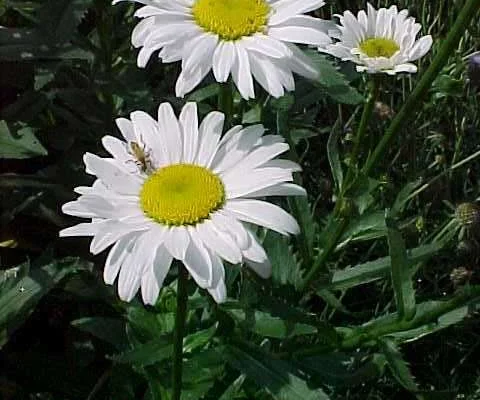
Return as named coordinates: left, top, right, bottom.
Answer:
left=113, top=0, right=334, bottom=99
left=60, top=102, right=305, bottom=304
left=321, top=3, right=433, bottom=75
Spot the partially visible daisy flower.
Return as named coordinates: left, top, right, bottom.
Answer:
left=113, top=0, right=334, bottom=99
left=320, top=3, right=433, bottom=74
left=60, top=102, right=305, bottom=304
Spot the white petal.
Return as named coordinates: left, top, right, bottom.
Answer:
left=270, top=0, right=325, bottom=25
left=231, top=42, right=255, bottom=100
left=179, top=102, right=199, bottom=163
left=116, top=118, right=135, bottom=143
left=243, top=229, right=272, bottom=278
left=83, top=153, right=143, bottom=195
left=245, top=182, right=306, bottom=197
left=157, top=102, right=183, bottom=163
left=223, top=167, right=293, bottom=199
left=224, top=199, right=300, bottom=235
left=210, top=210, right=250, bottom=250
left=130, top=110, right=167, bottom=167
left=103, top=232, right=138, bottom=285
left=59, top=221, right=106, bottom=237
left=194, top=220, right=242, bottom=264
left=269, top=25, right=331, bottom=46
left=196, top=111, right=225, bottom=167
left=183, top=230, right=213, bottom=288
left=212, top=41, right=236, bottom=82
left=164, top=226, right=190, bottom=260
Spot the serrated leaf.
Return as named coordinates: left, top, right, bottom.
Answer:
left=227, top=309, right=317, bottom=339
left=328, top=242, right=445, bottom=291
left=379, top=338, right=418, bottom=392
left=299, top=352, right=386, bottom=387
left=387, top=217, right=416, bottom=321
left=183, top=323, right=217, bottom=353
left=337, top=210, right=387, bottom=248
left=263, top=230, right=300, bottom=287
left=0, top=28, right=93, bottom=61
left=0, top=257, right=90, bottom=348
left=110, top=336, right=173, bottom=366
left=303, top=50, right=363, bottom=105
left=182, top=347, right=226, bottom=400
left=227, top=345, right=330, bottom=400
left=0, top=121, right=47, bottom=159
left=71, top=317, right=128, bottom=350
left=37, top=0, right=92, bottom=41
left=327, top=119, right=343, bottom=191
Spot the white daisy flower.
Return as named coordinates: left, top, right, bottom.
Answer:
left=321, top=3, right=433, bottom=75
left=113, top=0, right=334, bottom=99
left=60, top=102, right=305, bottom=304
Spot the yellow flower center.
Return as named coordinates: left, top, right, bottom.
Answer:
left=359, top=37, right=400, bottom=58
left=140, top=164, right=225, bottom=226
left=192, top=0, right=270, bottom=41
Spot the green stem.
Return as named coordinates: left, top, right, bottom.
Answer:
left=344, top=78, right=379, bottom=187
left=299, top=201, right=349, bottom=290
left=172, top=266, right=188, bottom=400
left=218, top=81, right=234, bottom=127
left=291, top=284, right=480, bottom=358
left=363, top=0, right=480, bottom=175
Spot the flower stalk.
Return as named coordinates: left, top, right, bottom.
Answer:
left=344, top=77, right=379, bottom=188
left=363, top=0, right=480, bottom=175
left=218, top=81, right=234, bottom=127
left=172, top=265, right=189, bottom=400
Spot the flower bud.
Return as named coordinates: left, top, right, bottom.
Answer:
left=455, top=202, right=480, bottom=227
left=468, top=53, right=480, bottom=90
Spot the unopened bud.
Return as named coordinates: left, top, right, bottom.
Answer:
left=455, top=202, right=480, bottom=227
left=450, top=266, right=473, bottom=287
left=374, top=101, right=395, bottom=120
left=467, top=53, right=480, bottom=90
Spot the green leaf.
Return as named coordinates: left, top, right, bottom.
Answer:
left=183, top=323, right=217, bottom=353
left=0, top=28, right=93, bottom=61
left=303, top=50, right=363, bottom=105
left=389, top=304, right=471, bottom=344
left=218, top=374, right=246, bottom=400
left=379, top=338, right=418, bottom=392
left=71, top=317, right=128, bottom=350
left=227, top=345, right=330, bottom=400
left=337, top=210, right=387, bottom=249
left=327, top=120, right=343, bottom=191
left=0, top=121, right=47, bottom=159
left=110, top=336, right=173, bottom=366
left=328, top=241, right=445, bottom=291
left=186, top=83, right=219, bottom=102
left=0, top=257, right=90, bottom=348
left=182, top=348, right=226, bottom=400
left=262, top=230, right=301, bottom=287
left=386, top=217, right=416, bottom=321
left=37, top=0, right=93, bottom=41
left=299, top=352, right=386, bottom=387
left=227, top=309, right=317, bottom=339
left=390, top=179, right=423, bottom=217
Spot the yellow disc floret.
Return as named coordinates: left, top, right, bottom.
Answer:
left=140, top=164, right=225, bottom=226
left=359, top=37, right=400, bottom=58
left=192, top=0, right=270, bottom=41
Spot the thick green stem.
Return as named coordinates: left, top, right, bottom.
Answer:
left=172, top=266, right=188, bottom=400
left=299, top=202, right=348, bottom=290
left=363, top=0, right=480, bottom=175
left=291, top=284, right=480, bottom=358
left=344, top=78, right=379, bottom=186
left=218, top=81, right=234, bottom=127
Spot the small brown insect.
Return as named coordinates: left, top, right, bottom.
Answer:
left=127, top=141, right=153, bottom=173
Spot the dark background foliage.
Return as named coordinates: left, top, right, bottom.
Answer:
left=1, top=0, right=480, bottom=399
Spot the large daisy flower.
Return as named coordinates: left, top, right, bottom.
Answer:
left=113, top=0, right=334, bottom=99
left=321, top=3, right=433, bottom=74
left=60, top=102, right=305, bottom=304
